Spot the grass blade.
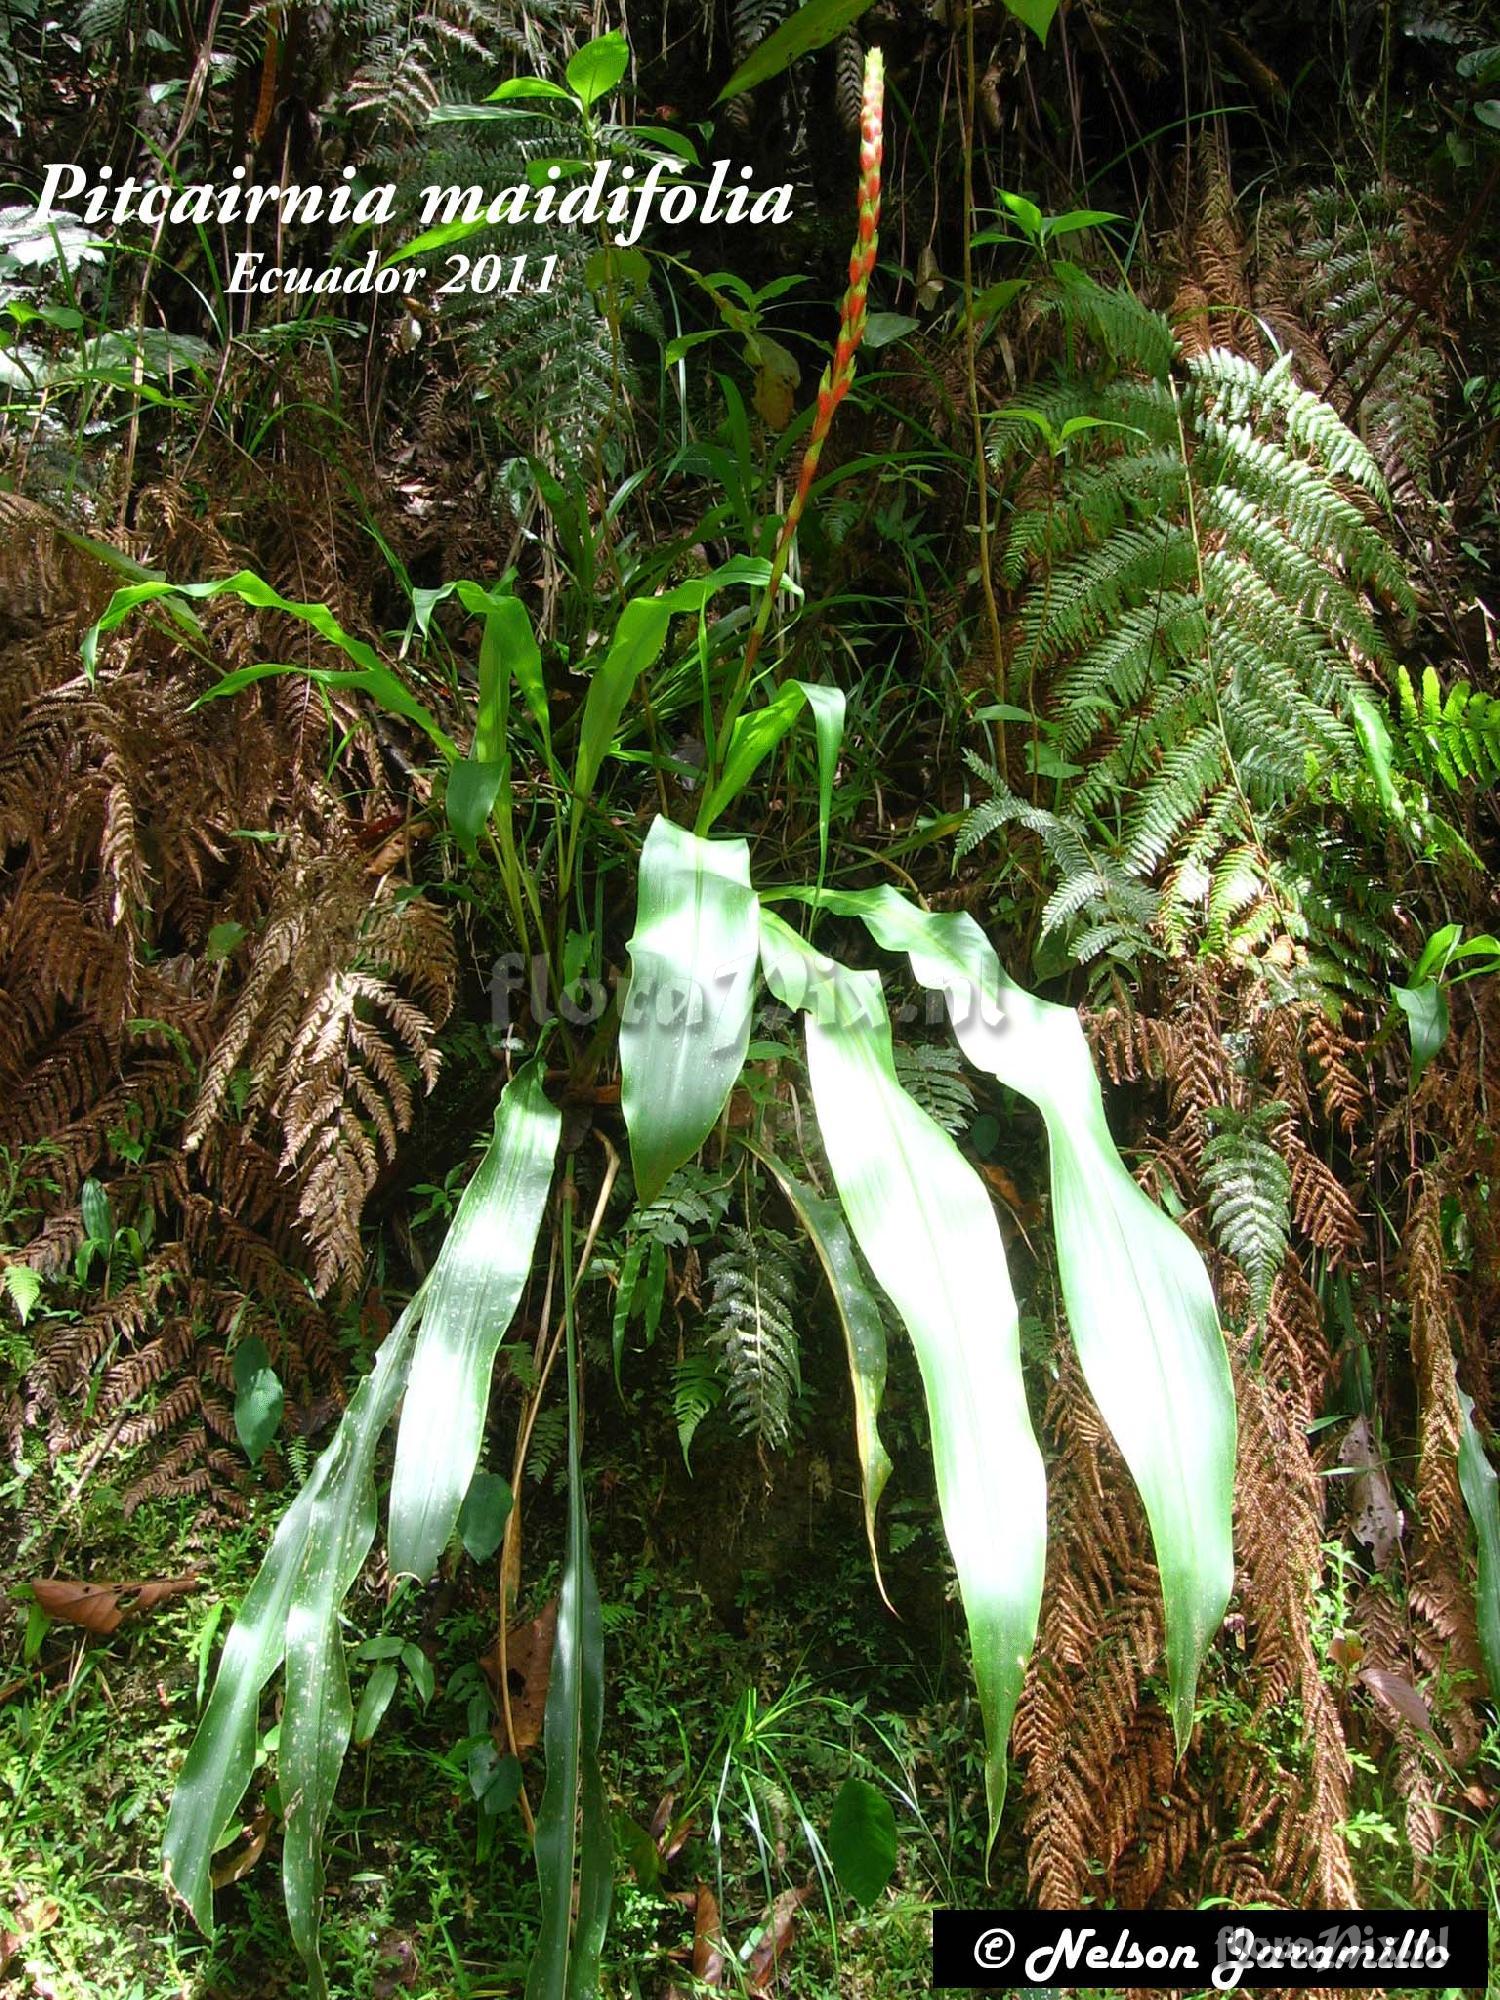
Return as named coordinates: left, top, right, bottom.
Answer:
left=388, top=1063, right=561, bottom=1581
left=619, top=816, right=758, bottom=1205
left=757, top=908, right=1045, bottom=1843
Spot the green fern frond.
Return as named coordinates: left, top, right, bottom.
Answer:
left=634, top=1166, right=734, bottom=1246
left=1398, top=664, right=1500, bottom=789
left=672, top=1351, right=723, bottom=1469
left=1201, top=1102, right=1292, bottom=1319
left=704, top=1226, right=802, bottom=1451
left=893, top=1044, right=975, bottom=1137
left=989, top=278, right=1412, bottom=968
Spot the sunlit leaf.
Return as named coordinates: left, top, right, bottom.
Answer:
left=757, top=909, right=1045, bottom=1842
left=163, top=1305, right=420, bottom=1937
left=619, top=817, right=758, bottom=1206
left=389, top=1063, right=560, bottom=1582
left=781, top=884, right=1236, bottom=1751
left=566, top=31, right=629, bottom=108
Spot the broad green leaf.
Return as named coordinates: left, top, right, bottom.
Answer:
left=863, top=312, right=919, bottom=349
left=459, top=1470, right=515, bottom=1564
left=827, top=1776, right=897, bottom=1907
left=487, top=76, right=577, bottom=103
left=572, top=563, right=771, bottom=810
left=232, top=1336, right=284, bottom=1462
left=351, top=1662, right=398, bottom=1746
left=282, top=1317, right=415, bottom=1995
left=566, top=31, right=629, bottom=107
left=1392, top=980, right=1449, bottom=1084
left=784, top=884, right=1236, bottom=1751
left=163, top=1305, right=420, bottom=1935
left=401, top=1643, right=435, bottom=1706
left=757, top=909, right=1045, bottom=1842
left=749, top=1142, right=892, bottom=1599
left=1002, top=0, right=1060, bottom=42
left=461, top=587, right=549, bottom=752
left=388, top=1063, right=561, bottom=1581
left=1457, top=1384, right=1500, bottom=1701
left=526, top=1213, right=610, bottom=2000
left=716, top=0, right=873, bottom=101
left=446, top=758, right=503, bottom=854
left=81, top=1177, right=110, bottom=1244
left=83, top=571, right=457, bottom=757
left=619, top=817, right=758, bottom=1205
left=1350, top=689, right=1396, bottom=811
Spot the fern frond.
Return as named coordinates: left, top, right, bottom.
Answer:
left=1201, top=1103, right=1292, bottom=1319
left=1398, top=664, right=1500, bottom=790
left=893, top=1044, right=975, bottom=1137
left=704, top=1225, right=802, bottom=1451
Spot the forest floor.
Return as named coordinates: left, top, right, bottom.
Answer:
left=5, top=1416, right=1497, bottom=1999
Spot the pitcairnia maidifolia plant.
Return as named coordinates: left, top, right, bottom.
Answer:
left=83, top=44, right=1237, bottom=1996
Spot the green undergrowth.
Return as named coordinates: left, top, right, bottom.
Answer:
left=0, top=1420, right=1000, bottom=2000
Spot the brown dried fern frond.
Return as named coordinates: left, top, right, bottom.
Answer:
left=186, top=844, right=455, bottom=1293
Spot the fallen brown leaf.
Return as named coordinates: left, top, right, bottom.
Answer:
left=210, top=1808, right=273, bottom=1890
left=691, top=1882, right=726, bottom=1987
left=480, top=1598, right=556, bottom=1757
left=746, top=1885, right=811, bottom=1993
left=29, top=1573, right=198, bottom=1637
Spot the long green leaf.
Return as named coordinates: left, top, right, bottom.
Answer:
left=748, top=1142, right=893, bottom=1603
left=619, top=816, right=758, bottom=1206
left=1458, top=1382, right=1500, bottom=1701
left=573, top=597, right=672, bottom=808
left=757, top=907, right=1045, bottom=1842
left=695, top=682, right=845, bottom=861
left=388, top=1063, right=561, bottom=1581
left=162, top=1306, right=421, bottom=1934
left=715, top=0, right=873, bottom=101
left=526, top=1201, right=611, bottom=2000
left=571, top=561, right=773, bottom=810
left=282, top=1311, right=418, bottom=1996
left=788, top=883, right=1236, bottom=1749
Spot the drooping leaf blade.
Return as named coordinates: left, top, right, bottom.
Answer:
left=388, top=1063, right=561, bottom=1581
left=83, top=571, right=457, bottom=757
left=163, top=1305, right=421, bottom=1934
left=757, top=909, right=1046, bottom=1843
left=619, top=817, right=758, bottom=1206
left=1458, top=1383, right=1500, bottom=1701
left=748, top=1141, right=892, bottom=1601
left=787, top=884, right=1236, bottom=1750
left=281, top=1314, right=418, bottom=1996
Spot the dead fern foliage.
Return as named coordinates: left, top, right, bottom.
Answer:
left=0, top=482, right=457, bottom=1513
